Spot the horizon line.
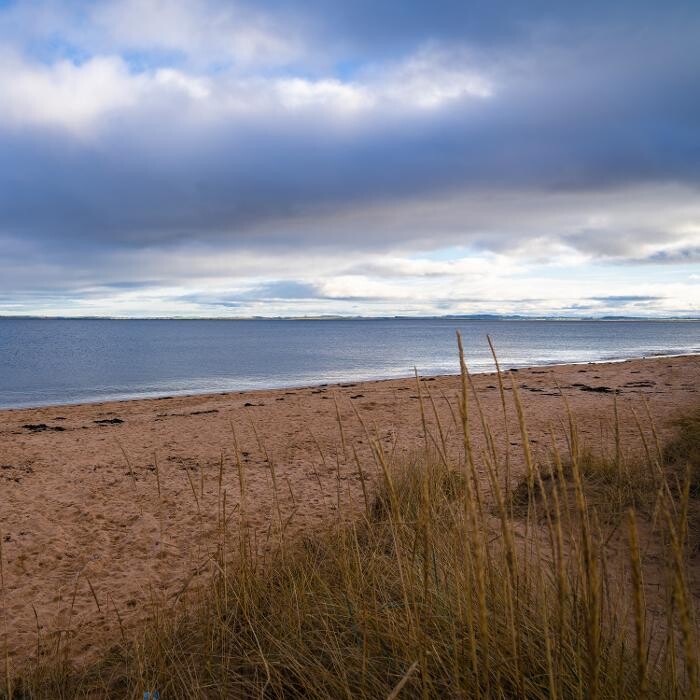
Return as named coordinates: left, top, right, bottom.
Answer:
left=1, top=314, right=699, bottom=322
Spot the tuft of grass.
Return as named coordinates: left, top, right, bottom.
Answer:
left=663, top=407, right=700, bottom=556
left=665, top=408, right=700, bottom=496
left=509, top=446, right=658, bottom=524
left=8, top=341, right=700, bottom=698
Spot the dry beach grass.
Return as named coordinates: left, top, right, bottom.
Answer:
left=0, top=345, right=698, bottom=697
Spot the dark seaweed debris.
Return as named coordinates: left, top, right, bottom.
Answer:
left=22, top=423, right=66, bottom=432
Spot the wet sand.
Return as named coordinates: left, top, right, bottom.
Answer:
left=0, top=354, right=697, bottom=669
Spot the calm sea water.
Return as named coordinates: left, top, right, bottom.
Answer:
left=0, top=318, right=698, bottom=409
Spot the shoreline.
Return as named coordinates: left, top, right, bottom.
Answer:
left=1, top=350, right=698, bottom=413
left=0, top=353, right=697, bottom=669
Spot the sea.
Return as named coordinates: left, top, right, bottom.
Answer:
left=0, top=318, right=698, bottom=409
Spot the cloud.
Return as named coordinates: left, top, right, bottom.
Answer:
left=0, top=0, right=303, bottom=69
left=589, top=295, right=661, bottom=304
left=92, top=0, right=301, bottom=66
left=0, top=52, right=142, bottom=131
left=644, top=247, right=700, bottom=264
left=0, top=46, right=493, bottom=135
left=0, top=0, right=699, bottom=316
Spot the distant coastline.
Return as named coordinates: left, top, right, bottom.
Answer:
left=2, top=314, right=699, bottom=321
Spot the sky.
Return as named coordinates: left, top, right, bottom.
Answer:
left=0, top=0, right=699, bottom=318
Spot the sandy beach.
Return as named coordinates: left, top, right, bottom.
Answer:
left=0, top=354, right=697, bottom=669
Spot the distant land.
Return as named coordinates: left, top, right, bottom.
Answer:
left=1, top=314, right=699, bottom=322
